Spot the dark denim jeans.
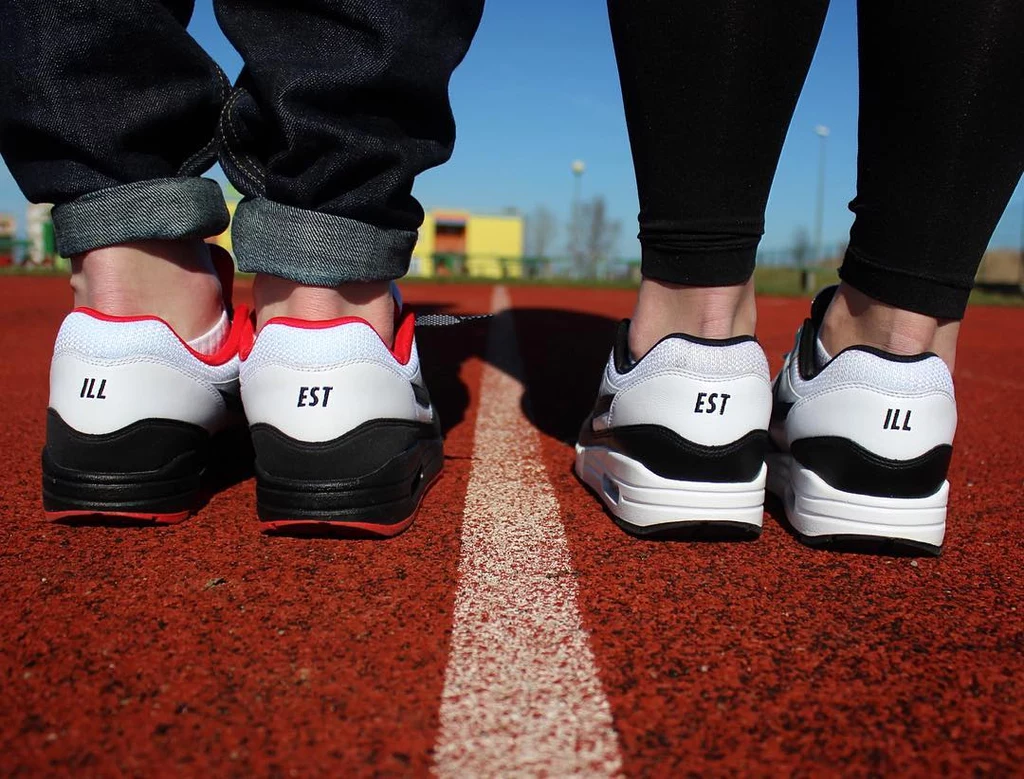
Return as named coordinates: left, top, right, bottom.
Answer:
left=0, top=0, right=483, bottom=284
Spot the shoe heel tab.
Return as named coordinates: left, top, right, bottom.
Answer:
left=818, top=345, right=954, bottom=396
left=254, top=309, right=415, bottom=366
left=261, top=314, right=381, bottom=333
left=823, top=345, right=950, bottom=382
left=616, top=318, right=761, bottom=375
left=838, top=344, right=940, bottom=363
left=797, top=318, right=817, bottom=380
left=67, top=305, right=178, bottom=333
left=63, top=307, right=243, bottom=367
left=71, top=306, right=171, bottom=327
left=613, top=319, right=633, bottom=373
left=392, top=309, right=415, bottom=365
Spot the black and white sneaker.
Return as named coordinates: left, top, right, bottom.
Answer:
left=239, top=294, right=443, bottom=536
left=767, top=287, right=956, bottom=554
left=42, top=256, right=248, bottom=524
left=575, top=321, right=772, bottom=536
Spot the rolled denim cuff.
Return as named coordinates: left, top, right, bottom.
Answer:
left=51, top=177, right=229, bottom=256
left=231, top=197, right=415, bottom=285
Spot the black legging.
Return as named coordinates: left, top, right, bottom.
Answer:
left=608, top=0, right=1024, bottom=320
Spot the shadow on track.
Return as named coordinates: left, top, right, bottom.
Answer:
left=414, top=304, right=488, bottom=438
left=507, top=308, right=618, bottom=444
left=416, top=304, right=617, bottom=446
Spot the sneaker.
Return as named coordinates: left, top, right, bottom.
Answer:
left=42, top=249, right=248, bottom=524
left=766, top=287, right=956, bottom=554
left=574, top=321, right=772, bottom=535
left=239, top=293, right=443, bottom=536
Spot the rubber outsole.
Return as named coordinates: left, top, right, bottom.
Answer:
left=607, top=512, right=763, bottom=542
left=259, top=468, right=442, bottom=538
left=42, top=424, right=253, bottom=527
left=42, top=461, right=205, bottom=525
left=44, top=508, right=192, bottom=526
left=794, top=531, right=941, bottom=557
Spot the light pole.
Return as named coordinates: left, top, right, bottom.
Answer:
left=809, top=125, right=829, bottom=293
left=571, top=159, right=585, bottom=275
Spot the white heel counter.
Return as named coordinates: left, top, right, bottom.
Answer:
left=241, top=361, right=425, bottom=442
left=240, top=321, right=428, bottom=443
left=603, top=338, right=771, bottom=447
left=788, top=352, right=956, bottom=460
left=49, top=314, right=230, bottom=435
left=611, top=373, right=771, bottom=446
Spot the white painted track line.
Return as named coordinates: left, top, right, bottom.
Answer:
left=433, top=286, right=623, bottom=778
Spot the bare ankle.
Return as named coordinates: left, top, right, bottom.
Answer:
left=71, top=239, right=224, bottom=342
left=820, top=283, right=959, bottom=371
left=254, top=275, right=395, bottom=346
left=628, top=278, right=756, bottom=359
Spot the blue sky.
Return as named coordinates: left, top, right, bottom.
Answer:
left=1, top=0, right=1021, bottom=257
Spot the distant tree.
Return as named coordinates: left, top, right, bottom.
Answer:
left=792, top=227, right=811, bottom=268
left=831, top=241, right=848, bottom=266
left=524, top=206, right=558, bottom=259
left=579, top=196, right=621, bottom=278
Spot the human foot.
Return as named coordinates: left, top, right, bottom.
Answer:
left=240, top=296, right=442, bottom=537
left=253, top=276, right=395, bottom=346
left=819, top=282, right=959, bottom=371
left=70, top=239, right=225, bottom=343
left=628, top=277, right=756, bottom=359
left=767, top=286, right=955, bottom=554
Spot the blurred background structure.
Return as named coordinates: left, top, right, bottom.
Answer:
left=5, top=187, right=1019, bottom=295
left=0, top=0, right=1021, bottom=296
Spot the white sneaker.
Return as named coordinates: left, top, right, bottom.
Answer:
left=43, top=301, right=247, bottom=524
left=575, top=321, right=772, bottom=535
left=767, top=287, right=956, bottom=553
left=239, top=299, right=443, bottom=536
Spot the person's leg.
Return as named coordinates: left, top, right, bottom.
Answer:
left=215, top=0, right=482, bottom=535
left=577, top=1, right=829, bottom=536
left=0, top=2, right=251, bottom=522
left=213, top=0, right=484, bottom=344
left=767, top=2, right=1024, bottom=553
left=822, top=0, right=1024, bottom=372
left=607, top=0, right=830, bottom=356
left=0, top=0, right=231, bottom=340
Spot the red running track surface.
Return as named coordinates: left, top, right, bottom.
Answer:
left=0, top=276, right=1020, bottom=776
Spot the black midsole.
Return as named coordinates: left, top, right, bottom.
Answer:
left=791, top=436, right=952, bottom=498
left=579, top=423, right=768, bottom=483
left=41, top=410, right=249, bottom=514
left=252, top=419, right=444, bottom=523
left=43, top=447, right=204, bottom=506
left=45, top=409, right=209, bottom=473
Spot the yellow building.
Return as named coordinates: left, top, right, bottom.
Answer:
left=411, top=209, right=524, bottom=279
left=210, top=194, right=524, bottom=280
left=209, top=184, right=241, bottom=254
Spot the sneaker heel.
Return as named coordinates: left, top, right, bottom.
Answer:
left=784, top=462, right=947, bottom=552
